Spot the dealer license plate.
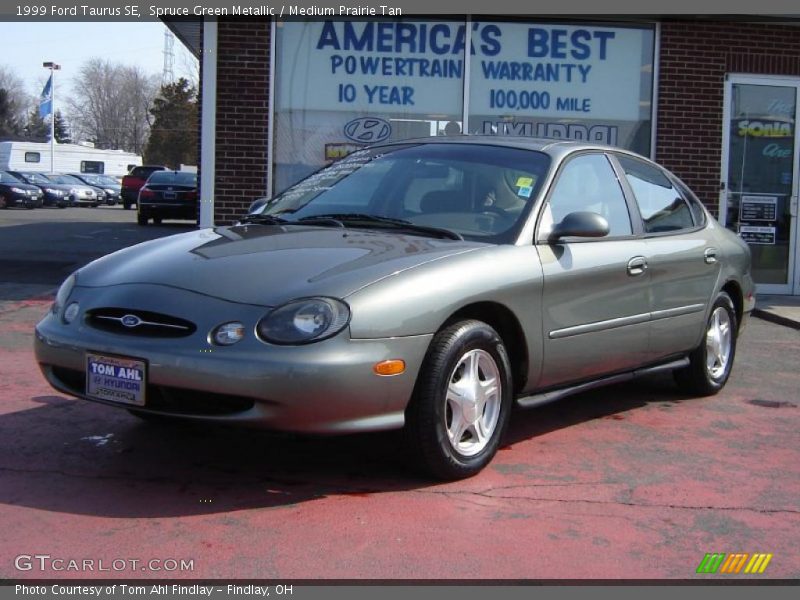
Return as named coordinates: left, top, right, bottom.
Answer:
left=86, top=353, right=146, bottom=406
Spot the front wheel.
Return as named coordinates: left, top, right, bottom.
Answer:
left=404, top=320, right=513, bottom=480
left=674, top=292, right=738, bottom=396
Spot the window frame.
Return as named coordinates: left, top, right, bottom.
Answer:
left=609, top=152, right=704, bottom=237
left=80, top=160, right=105, bottom=174
left=535, top=150, right=639, bottom=244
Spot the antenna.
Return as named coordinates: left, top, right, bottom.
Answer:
left=162, top=29, right=175, bottom=86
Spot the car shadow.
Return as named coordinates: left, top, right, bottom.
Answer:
left=0, top=374, right=685, bottom=519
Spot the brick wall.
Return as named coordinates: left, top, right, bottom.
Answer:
left=656, top=20, right=800, bottom=215
left=212, top=19, right=271, bottom=225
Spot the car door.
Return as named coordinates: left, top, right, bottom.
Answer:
left=536, top=152, right=651, bottom=388
left=612, top=153, right=721, bottom=361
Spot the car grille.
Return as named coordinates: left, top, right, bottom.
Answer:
left=51, top=367, right=255, bottom=416
left=86, top=308, right=196, bottom=338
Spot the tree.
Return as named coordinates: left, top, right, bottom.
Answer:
left=54, top=110, right=71, bottom=143
left=0, top=88, right=21, bottom=137
left=23, top=107, right=49, bottom=141
left=143, top=78, right=198, bottom=168
left=0, top=65, right=29, bottom=134
left=66, top=59, right=158, bottom=153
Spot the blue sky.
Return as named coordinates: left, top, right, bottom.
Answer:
left=0, top=21, right=197, bottom=99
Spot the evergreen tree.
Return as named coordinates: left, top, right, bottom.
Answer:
left=143, top=78, right=198, bottom=168
left=23, top=107, right=49, bottom=141
left=54, top=110, right=71, bottom=143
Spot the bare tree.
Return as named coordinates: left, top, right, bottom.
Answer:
left=67, top=59, right=158, bottom=154
left=0, top=64, right=31, bottom=135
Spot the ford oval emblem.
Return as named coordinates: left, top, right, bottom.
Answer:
left=343, top=117, right=391, bottom=143
left=121, top=314, right=142, bottom=328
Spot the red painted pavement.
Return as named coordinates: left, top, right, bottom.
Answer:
left=0, top=298, right=798, bottom=579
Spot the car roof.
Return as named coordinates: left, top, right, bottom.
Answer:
left=371, top=135, right=648, bottom=162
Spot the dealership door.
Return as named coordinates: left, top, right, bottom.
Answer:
left=721, top=75, right=800, bottom=295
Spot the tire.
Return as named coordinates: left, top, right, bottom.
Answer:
left=404, top=319, right=513, bottom=480
left=123, top=201, right=133, bottom=210
left=152, top=217, right=162, bottom=225
left=137, top=214, right=148, bottom=226
left=0, top=195, right=7, bottom=209
left=674, top=292, right=738, bottom=396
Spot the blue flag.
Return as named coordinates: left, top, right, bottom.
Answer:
left=39, top=74, right=52, bottom=118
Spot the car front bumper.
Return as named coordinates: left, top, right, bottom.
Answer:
left=34, top=285, right=431, bottom=433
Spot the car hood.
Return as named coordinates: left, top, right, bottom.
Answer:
left=76, top=224, right=485, bottom=306
left=35, top=182, right=72, bottom=192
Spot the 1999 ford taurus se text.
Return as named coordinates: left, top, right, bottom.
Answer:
left=35, top=138, right=754, bottom=479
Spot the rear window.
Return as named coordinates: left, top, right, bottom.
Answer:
left=617, top=155, right=694, bottom=233
left=147, top=171, right=197, bottom=185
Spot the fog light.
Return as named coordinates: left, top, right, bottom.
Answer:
left=63, top=302, right=80, bottom=324
left=211, top=322, right=245, bottom=346
left=373, top=359, right=406, bottom=376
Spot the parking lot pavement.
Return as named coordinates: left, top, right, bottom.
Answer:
left=0, top=205, right=194, bottom=302
left=0, top=290, right=798, bottom=579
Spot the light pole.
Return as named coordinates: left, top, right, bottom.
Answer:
left=42, top=62, right=61, bottom=172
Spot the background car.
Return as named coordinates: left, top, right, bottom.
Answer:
left=6, top=171, right=73, bottom=208
left=121, top=165, right=166, bottom=210
left=0, top=170, right=43, bottom=209
left=69, top=173, right=121, bottom=206
left=35, top=138, right=754, bottom=480
left=45, top=173, right=101, bottom=207
left=136, top=170, right=198, bottom=225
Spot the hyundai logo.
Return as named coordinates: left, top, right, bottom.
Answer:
left=343, top=117, right=392, bottom=143
left=121, top=314, right=142, bottom=328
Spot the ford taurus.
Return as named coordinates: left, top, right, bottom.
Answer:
left=34, top=138, right=754, bottom=479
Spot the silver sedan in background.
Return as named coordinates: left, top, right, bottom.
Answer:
left=35, top=138, right=754, bottom=479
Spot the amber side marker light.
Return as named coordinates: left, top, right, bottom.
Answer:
left=373, top=359, right=406, bottom=376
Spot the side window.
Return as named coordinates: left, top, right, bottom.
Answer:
left=674, top=179, right=707, bottom=227
left=617, top=155, right=694, bottom=233
left=542, top=154, right=632, bottom=237
left=24, top=152, right=40, bottom=163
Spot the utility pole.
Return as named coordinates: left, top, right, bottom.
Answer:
left=42, top=61, right=61, bottom=172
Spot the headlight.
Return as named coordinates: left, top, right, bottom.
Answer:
left=51, top=273, right=77, bottom=316
left=63, top=302, right=80, bottom=324
left=44, top=188, right=63, bottom=195
left=256, top=297, right=350, bottom=345
left=105, top=188, right=115, bottom=194
left=10, top=187, right=25, bottom=193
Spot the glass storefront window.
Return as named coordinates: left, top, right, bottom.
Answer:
left=273, top=19, right=656, bottom=193
left=467, top=21, right=655, bottom=155
left=274, top=20, right=466, bottom=192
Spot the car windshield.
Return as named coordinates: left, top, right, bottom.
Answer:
left=258, top=143, right=551, bottom=243
left=147, top=171, right=197, bottom=185
left=94, top=175, right=119, bottom=185
left=19, top=172, right=52, bottom=184
left=49, top=174, right=83, bottom=185
left=0, top=171, right=23, bottom=183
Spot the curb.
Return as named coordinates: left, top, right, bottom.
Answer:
left=753, top=308, right=800, bottom=331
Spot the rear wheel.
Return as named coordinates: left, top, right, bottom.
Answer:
left=674, top=292, right=737, bottom=396
left=152, top=216, right=163, bottom=225
left=137, top=214, right=148, bottom=226
left=123, top=201, right=133, bottom=210
left=404, top=319, right=513, bottom=480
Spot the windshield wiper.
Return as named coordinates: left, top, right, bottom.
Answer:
left=296, top=213, right=463, bottom=241
left=238, top=213, right=289, bottom=225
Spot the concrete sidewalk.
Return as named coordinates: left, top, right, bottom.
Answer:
left=754, top=294, right=800, bottom=330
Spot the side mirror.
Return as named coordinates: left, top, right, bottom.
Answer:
left=247, top=197, right=269, bottom=214
left=548, top=211, right=610, bottom=243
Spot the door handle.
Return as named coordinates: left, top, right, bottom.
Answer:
left=704, top=247, right=718, bottom=265
left=627, top=256, right=648, bottom=276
